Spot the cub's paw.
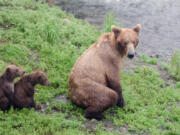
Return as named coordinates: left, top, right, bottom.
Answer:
left=35, top=104, right=42, bottom=110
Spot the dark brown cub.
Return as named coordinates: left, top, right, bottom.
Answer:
left=0, top=63, right=25, bottom=111
left=13, top=68, right=50, bottom=109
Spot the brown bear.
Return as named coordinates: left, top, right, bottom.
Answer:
left=0, top=63, right=25, bottom=111
left=69, top=24, right=141, bottom=120
left=13, top=68, right=50, bottom=109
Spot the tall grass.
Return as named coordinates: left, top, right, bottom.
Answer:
left=170, top=51, right=180, bottom=80
left=103, top=12, right=117, bottom=32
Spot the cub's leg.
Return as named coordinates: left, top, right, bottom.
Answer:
left=0, top=97, right=10, bottom=111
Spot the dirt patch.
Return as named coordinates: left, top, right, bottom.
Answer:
left=0, top=23, right=14, bottom=30
left=176, top=102, right=180, bottom=107
left=54, top=94, right=68, bottom=103
left=29, top=51, right=39, bottom=64
left=46, top=0, right=55, bottom=7
left=0, top=4, right=12, bottom=7
left=0, top=41, right=9, bottom=45
left=62, top=18, right=71, bottom=24
left=39, top=94, right=69, bottom=113
left=83, top=119, right=99, bottom=132
left=40, top=102, right=50, bottom=113
left=83, top=119, right=136, bottom=134
left=103, top=120, right=131, bottom=134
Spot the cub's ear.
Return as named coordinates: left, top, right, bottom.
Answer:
left=6, top=67, right=11, bottom=79
left=38, top=67, right=42, bottom=72
left=111, top=25, right=121, bottom=39
left=133, top=24, right=141, bottom=34
left=10, top=61, right=15, bottom=65
left=6, top=67, right=11, bottom=73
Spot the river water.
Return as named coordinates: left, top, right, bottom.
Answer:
left=55, top=0, right=180, bottom=58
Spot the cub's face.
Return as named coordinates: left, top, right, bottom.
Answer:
left=112, top=24, right=141, bottom=59
left=35, top=69, right=50, bottom=86
left=6, top=64, right=25, bottom=78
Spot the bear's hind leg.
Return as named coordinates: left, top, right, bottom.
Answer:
left=85, top=106, right=105, bottom=120
left=84, top=82, right=118, bottom=120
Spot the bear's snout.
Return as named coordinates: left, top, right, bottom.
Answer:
left=22, top=71, right=25, bottom=75
left=45, top=81, right=51, bottom=86
left=127, top=44, right=135, bottom=59
left=19, top=70, right=25, bottom=76
left=127, top=53, right=134, bottom=59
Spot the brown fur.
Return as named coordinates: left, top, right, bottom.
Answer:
left=0, top=63, right=25, bottom=111
left=13, top=68, right=50, bottom=109
left=69, top=24, right=141, bottom=120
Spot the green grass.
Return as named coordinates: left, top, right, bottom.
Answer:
left=0, top=0, right=180, bottom=135
left=141, top=54, right=158, bottom=65
left=170, top=51, right=180, bottom=80
left=161, top=51, right=180, bottom=81
left=103, top=12, right=118, bottom=32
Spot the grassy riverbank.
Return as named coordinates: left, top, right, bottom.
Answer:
left=0, top=0, right=179, bottom=135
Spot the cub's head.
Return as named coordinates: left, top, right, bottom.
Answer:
left=5, top=62, right=25, bottom=80
left=111, top=24, right=141, bottom=59
left=31, top=68, right=50, bottom=86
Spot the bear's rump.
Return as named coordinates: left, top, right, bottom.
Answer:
left=69, top=78, right=118, bottom=108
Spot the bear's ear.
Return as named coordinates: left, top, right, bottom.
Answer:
left=133, top=24, right=141, bottom=34
left=111, top=25, right=121, bottom=39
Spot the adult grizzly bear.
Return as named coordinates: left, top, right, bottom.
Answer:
left=13, top=68, right=50, bottom=109
left=0, top=63, right=25, bottom=111
left=69, top=24, right=141, bottom=120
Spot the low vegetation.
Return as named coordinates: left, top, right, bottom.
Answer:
left=161, top=51, right=180, bottom=81
left=140, top=54, right=158, bottom=65
left=0, top=0, right=179, bottom=135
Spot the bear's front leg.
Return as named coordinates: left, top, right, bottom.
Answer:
left=111, top=82, right=125, bottom=108
left=116, top=84, right=125, bottom=108
left=106, top=73, right=126, bottom=108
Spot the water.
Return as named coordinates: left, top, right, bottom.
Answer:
left=55, top=0, right=180, bottom=58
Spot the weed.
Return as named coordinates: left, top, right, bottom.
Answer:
left=141, top=54, right=158, bottom=65
left=103, top=12, right=118, bottom=33
left=170, top=51, right=180, bottom=80
left=160, top=51, right=180, bottom=81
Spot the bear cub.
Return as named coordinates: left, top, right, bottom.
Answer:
left=13, top=68, right=50, bottom=109
left=0, top=63, right=25, bottom=111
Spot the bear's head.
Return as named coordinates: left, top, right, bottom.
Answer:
left=5, top=62, right=25, bottom=81
left=111, top=24, right=141, bottom=59
left=30, top=68, right=50, bottom=86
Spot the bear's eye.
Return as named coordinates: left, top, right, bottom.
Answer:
left=124, top=42, right=128, bottom=46
left=118, top=42, right=122, bottom=46
left=132, top=41, right=136, bottom=45
left=38, top=76, right=42, bottom=80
